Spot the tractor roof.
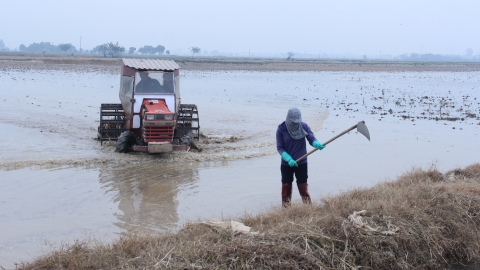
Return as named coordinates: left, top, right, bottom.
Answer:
left=122, top=59, right=180, bottom=71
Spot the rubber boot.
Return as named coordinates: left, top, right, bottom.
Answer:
left=281, top=184, right=292, bottom=208
left=297, top=183, right=312, bottom=204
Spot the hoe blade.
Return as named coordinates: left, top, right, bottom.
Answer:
left=357, top=121, right=370, bottom=141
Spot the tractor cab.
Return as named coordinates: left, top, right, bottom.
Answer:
left=98, top=59, right=199, bottom=153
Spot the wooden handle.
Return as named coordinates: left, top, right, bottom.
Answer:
left=295, top=123, right=358, bottom=163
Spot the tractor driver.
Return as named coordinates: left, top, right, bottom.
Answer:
left=135, top=71, right=164, bottom=93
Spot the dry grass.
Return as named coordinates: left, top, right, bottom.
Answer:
left=17, top=163, right=480, bottom=269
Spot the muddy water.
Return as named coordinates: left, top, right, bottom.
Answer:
left=0, top=67, right=479, bottom=268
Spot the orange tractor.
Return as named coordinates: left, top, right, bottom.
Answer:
left=98, top=59, right=199, bottom=153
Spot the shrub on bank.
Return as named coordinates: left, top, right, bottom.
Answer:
left=17, top=164, right=480, bottom=269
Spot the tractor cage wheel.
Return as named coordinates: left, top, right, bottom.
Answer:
left=174, top=104, right=200, bottom=143
left=98, top=103, right=126, bottom=145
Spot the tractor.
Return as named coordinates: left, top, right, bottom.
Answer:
left=97, top=59, right=199, bottom=153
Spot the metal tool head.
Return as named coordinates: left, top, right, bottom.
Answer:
left=356, top=121, right=370, bottom=141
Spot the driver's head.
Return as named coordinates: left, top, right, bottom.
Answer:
left=139, top=71, right=149, bottom=80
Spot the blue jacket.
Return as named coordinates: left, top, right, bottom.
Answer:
left=276, top=121, right=317, bottom=165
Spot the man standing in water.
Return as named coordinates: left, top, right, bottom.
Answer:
left=276, top=107, right=325, bottom=207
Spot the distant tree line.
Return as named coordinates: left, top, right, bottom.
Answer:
left=92, top=42, right=125, bottom=58
left=6, top=40, right=170, bottom=58
left=91, top=43, right=167, bottom=57
left=397, top=53, right=464, bottom=61
left=9, top=39, right=479, bottom=60
left=18, top=42, right=76, bottom=53
left=137, top=45, right=165, bottom=55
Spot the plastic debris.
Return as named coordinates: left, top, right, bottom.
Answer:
left=201, top=218, right=259, bottom=236
left=348, top=210, right=399, bottom=236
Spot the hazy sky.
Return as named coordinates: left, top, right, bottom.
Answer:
left=1, top=0, right=479, bottom=56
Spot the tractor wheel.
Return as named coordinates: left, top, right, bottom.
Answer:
left=115, top=131, right=136, bottom=153
left=98, top=103, right=126, bottom=145
left=174, top=104, right=200, bottom=143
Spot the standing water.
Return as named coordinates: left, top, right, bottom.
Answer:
left=0, top=66, right=479, bottom=268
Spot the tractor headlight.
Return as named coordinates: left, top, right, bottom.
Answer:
left=146, top=114, right=155, bottom=120
left=164, top=114, right=174, bottom=120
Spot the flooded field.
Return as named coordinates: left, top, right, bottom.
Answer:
left=0, top=62, right=479, bottom=268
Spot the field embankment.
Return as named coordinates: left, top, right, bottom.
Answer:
left=16, top=163, right=480, bottom=269
left=1, top=54, right=480, bottom=72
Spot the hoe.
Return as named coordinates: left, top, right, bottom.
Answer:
left=296, top=121, right=370, bottom=162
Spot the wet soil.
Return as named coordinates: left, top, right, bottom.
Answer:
left=2, top=54, right=480, bottom=72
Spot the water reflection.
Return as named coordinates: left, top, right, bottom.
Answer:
left=98, top=161, right=200, bottom=231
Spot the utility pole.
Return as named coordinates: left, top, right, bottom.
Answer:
left=79, top=36, right=82, bottom=53
left=249, top=49, right=250, bottom=58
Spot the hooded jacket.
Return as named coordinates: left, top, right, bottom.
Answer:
left=276, top=121, right=317, bottom=166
